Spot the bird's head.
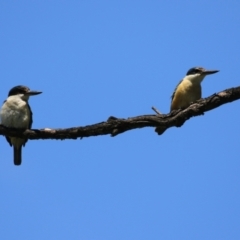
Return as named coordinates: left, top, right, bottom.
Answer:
left=8, top=85, right=42, bottom=100
left=185, top=67, right=219, bottom=84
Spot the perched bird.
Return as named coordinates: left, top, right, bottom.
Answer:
left=170, top=67, right=219, bottom=111
left=156, top=67, right=219, bottom=134
left=0, top=86, right=42, bottom=165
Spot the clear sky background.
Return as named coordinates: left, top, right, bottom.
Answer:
left=0, top=1, right=240, bottom=239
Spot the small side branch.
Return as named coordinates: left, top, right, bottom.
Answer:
left=152, top=106, right=162, bottom=115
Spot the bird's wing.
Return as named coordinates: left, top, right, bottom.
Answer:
left=22, top=104, right=33, bottom=147
left=26, top=104, right=33, bottom=129
left=171, top=79, right=183, bottom=103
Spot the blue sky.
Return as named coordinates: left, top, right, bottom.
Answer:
left=0, top=1, right=240, bottom=239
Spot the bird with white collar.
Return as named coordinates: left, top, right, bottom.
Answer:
left=0, top=85, right=42, bottom=165
left=156, top=67, right=219, bottom=134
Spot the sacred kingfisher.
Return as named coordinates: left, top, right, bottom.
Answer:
left=0, top=86, right=42, bottom=165
left=156, top=67, right=219, bottom=134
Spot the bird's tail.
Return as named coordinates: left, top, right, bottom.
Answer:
left=13, top=146, right=22, bottom=165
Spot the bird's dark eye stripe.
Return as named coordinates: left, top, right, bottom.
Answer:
left=186, top=68, right=201, bottom=75
left=8, top=86, right=30, bottom=96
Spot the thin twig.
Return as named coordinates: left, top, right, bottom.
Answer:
left=152, top=106, right=162, bottom=115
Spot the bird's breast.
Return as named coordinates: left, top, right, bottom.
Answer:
left=0, top=97, right=31, bottom=128
left=171, top=80, right=202, bottom=110
left=180, top=80, right=201, bottom=99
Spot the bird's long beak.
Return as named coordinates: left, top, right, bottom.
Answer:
left=26, top=90, right=42, bottom=96
left=202, top=69, right=219, bottom=75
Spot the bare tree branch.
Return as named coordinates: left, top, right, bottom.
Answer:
left=0, top=86, right=239, bottom=139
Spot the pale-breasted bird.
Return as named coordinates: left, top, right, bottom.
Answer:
left=156, top=67, right=219, bottom=134
left=0, top=86, right=42, bottom=165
